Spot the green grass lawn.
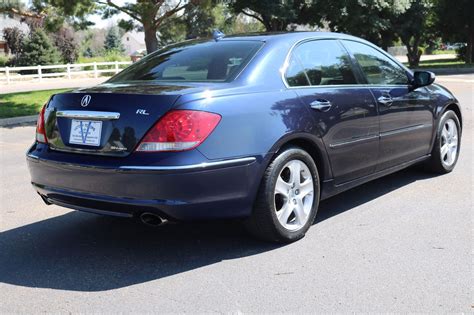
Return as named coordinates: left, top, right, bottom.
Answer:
left=406, top=58, right=473, bottom=69
left=431, top=50, right=456, bottom=55
left=0, top=88, right=71, bottom=119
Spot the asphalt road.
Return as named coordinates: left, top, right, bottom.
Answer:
left=0, top=75, right=472, bottom=313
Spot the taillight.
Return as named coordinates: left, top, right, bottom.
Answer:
left=136, top=110, right=221, bottom=152
left=36, top=104, right=48, bottom=143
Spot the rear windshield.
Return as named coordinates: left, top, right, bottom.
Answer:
left=109, top=40, right=263, bottom=83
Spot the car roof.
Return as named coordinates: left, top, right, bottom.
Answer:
left=221, top=31, right=365, bottom=44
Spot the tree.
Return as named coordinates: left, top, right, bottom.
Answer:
left=435, top=0, right=474, bottom=63
left=16, top=28, right=61, bottom=66
left=229, top=0, right=324, bottom=31
left=104, top=26, right=124, bottom=52
left=100, top=0, right=199, bottom=53
left=393, top=0, right=434, bottom=67
left=31, top=0, right=202, bottom=53
left=325, top=0, right=436, bottom=67
left=77, top=28, right=107, bottom=57
left=184, top=0, right=214, bottom=39
left=52, top=26, right=79, bottom=63
left=31, top=0, right=93, bottom=31
left=325, top=0, right=411, bottom=50
left=2, top=27, right=24, bottom=59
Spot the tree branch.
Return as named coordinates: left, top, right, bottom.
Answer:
left=154, top=0, right=188, bottom=27
left=96, top=0, right=142, bottom=22
left=240, top=8, right=265, bottom=26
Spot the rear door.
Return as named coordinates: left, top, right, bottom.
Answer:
left=285, top=39, right=379, bottom=184
left=342, top=40, right=434, bottom=170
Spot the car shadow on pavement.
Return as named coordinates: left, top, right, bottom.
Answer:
left=315, top=167, right=439, bottom=223
left=0, top=167, right=438, bottom=292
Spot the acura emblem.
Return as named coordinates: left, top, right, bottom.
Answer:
left=81, top=95, right=92, bottom=107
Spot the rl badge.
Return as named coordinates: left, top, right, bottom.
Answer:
left=69, top=120, right=102, bottom=146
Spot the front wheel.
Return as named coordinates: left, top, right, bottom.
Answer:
left=245, top=147, right=320, bottom=243
left=426, top=110, right=461, bottom=173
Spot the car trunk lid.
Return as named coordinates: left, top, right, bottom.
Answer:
left=44, top=87, right=184, bottom=157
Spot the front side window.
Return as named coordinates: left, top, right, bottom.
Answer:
left=285, top=40, right=357, bottom=87
left=342, top=40, right=409, bottom=85
left=109, top=40, right=263, bottom=83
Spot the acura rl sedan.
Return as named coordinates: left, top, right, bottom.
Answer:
left=27, top=32, right=462, bottom=242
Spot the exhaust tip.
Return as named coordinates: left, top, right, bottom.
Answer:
left=140, top=212, right=168, bottom=227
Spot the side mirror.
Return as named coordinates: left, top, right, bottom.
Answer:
left=412, top=71, right=435, bottom=88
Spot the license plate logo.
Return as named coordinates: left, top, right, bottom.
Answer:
left=69, top=120, right=102, bottom=146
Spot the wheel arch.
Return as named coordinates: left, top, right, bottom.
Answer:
left=438, top=102, right=463, bottom=130
left=269, top=133, right=333, bottom=183
left=444, top=103, right=463, bottom=130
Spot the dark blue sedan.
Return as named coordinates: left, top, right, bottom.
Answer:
left=27, top=32, right=462, bottom=242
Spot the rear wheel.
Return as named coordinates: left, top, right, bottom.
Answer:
left=426, top=110, right=461, bottom=173
left=245, top=147, right=320, bottom=243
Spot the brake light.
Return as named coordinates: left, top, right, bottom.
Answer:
left=136, top=110, right=221, bottom=152
left=36, top=104, right=48, bottom=143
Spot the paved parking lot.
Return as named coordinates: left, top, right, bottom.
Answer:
left=0, top=76, right=472, bottom=313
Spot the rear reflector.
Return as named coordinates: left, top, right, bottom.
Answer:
left=36, top=104, right=48, bottom=143
left=136, top=110, right=221, bottom=152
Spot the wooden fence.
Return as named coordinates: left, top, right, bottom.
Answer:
left=0, top=61, right=132, bottom=84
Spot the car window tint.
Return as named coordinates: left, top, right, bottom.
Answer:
left=109, top=40, right=263, bottom=83
left=343, top=40, right=409, bottom=85
left=285, top=40, right=357, bottom=87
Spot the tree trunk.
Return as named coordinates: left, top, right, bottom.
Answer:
left=403, top=36, right=422, bottom=68
left=407, top=49, right=421, bottom=68
left=144, top=24, right=159, bottom=54
left=261, top=16, right=288, bottom=32
left=466, top=33, right=473, bottom=64
left=380, top=31, right=393, bottom=52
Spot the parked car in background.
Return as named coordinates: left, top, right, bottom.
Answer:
left=446, top=42, right=466, bottom=50
left=27, top=32, right=463, bottom=242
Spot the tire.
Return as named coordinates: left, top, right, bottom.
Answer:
left=245, top=147, right=320, bottom=243
left=426, top=110, right=461, bottom=173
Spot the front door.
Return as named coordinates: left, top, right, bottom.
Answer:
left=342, top=40, right=434, bottom=170
left=284, top=39, right=379, bottom=184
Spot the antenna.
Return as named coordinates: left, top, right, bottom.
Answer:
left=212, top=29, right=225, bottom=41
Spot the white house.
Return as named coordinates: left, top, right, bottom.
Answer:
left=121, top=31, right=146, bottom=56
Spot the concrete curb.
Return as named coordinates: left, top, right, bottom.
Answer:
left=0, top=115, right=37, bottom=127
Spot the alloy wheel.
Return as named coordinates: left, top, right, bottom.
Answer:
left=440, top=118, right=459, bottom=167
left=274, top=159, right=314, bottom=231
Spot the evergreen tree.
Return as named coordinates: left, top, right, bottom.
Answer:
left=17, top=28, right=61, bottom=66
left=104, top=26, right=124, bottom=52
left=83, top=47, right=94, bottom=58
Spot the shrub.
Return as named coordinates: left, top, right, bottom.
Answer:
left=0, top=55, right=10, bottom=67
left=52, top=27, right=79, bottom=63
left=2, top=27, right=24, bottom=57
left=16, top=28, right=61, bottom=67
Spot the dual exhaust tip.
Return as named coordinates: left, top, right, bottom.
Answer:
left=139, top=212, right=168, bottom=227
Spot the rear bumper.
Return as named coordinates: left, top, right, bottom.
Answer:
left=27, top=145, right=261, bottom=220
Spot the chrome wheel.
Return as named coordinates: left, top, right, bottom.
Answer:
left=440, top=118, right=459, bottom=167
left=274, top=159, right=314, bottom=231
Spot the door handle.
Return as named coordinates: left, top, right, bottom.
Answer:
left=310, top=99, right=332, bottom=112
left=377, top=95, right=393, bottom=106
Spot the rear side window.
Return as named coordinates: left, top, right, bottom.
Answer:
left=109, top=40, right=263, bottom=83
left=342, top=40, right=409, bottom=85
left=285, top=40, right=357, bottom=87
